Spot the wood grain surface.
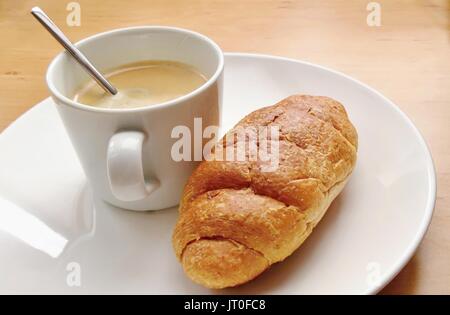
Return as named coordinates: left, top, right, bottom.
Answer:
left=0, top=0, right=448, bottom=294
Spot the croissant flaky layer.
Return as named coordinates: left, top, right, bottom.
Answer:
left=172, top=95, right=358, bottom=289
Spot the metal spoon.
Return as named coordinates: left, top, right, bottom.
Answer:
left=31, top=6, right=117, bottom=95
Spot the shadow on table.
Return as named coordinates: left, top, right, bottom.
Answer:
left=380, top=252, right=420, bottom=294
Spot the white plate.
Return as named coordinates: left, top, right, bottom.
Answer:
left=0, top=53, right=436, bottom=294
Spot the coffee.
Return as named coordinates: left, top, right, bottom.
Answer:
left=73, top=60, right=207, bottom=109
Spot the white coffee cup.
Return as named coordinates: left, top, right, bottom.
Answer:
left=46, top=26, right=224, bottom=211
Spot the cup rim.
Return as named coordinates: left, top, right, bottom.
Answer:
left=46, top=26, right=224, bottom=113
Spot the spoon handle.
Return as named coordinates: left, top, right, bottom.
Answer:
left=31, top=7, right=117, bottom=95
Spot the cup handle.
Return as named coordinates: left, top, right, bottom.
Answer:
left=107, top=131, right=159, bottom=202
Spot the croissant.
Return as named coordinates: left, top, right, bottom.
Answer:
left=173, top=95, right=358, bottom=289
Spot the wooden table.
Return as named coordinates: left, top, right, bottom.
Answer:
left=0, top=0, right=448, bottom=294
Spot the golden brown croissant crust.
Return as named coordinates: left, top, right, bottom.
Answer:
left=173, top=95, right=358, bottom=289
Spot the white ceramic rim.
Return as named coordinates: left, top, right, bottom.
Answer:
left=46, top=26, right=224, bottom=113
left=224, top=52, right=436, bottom=295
